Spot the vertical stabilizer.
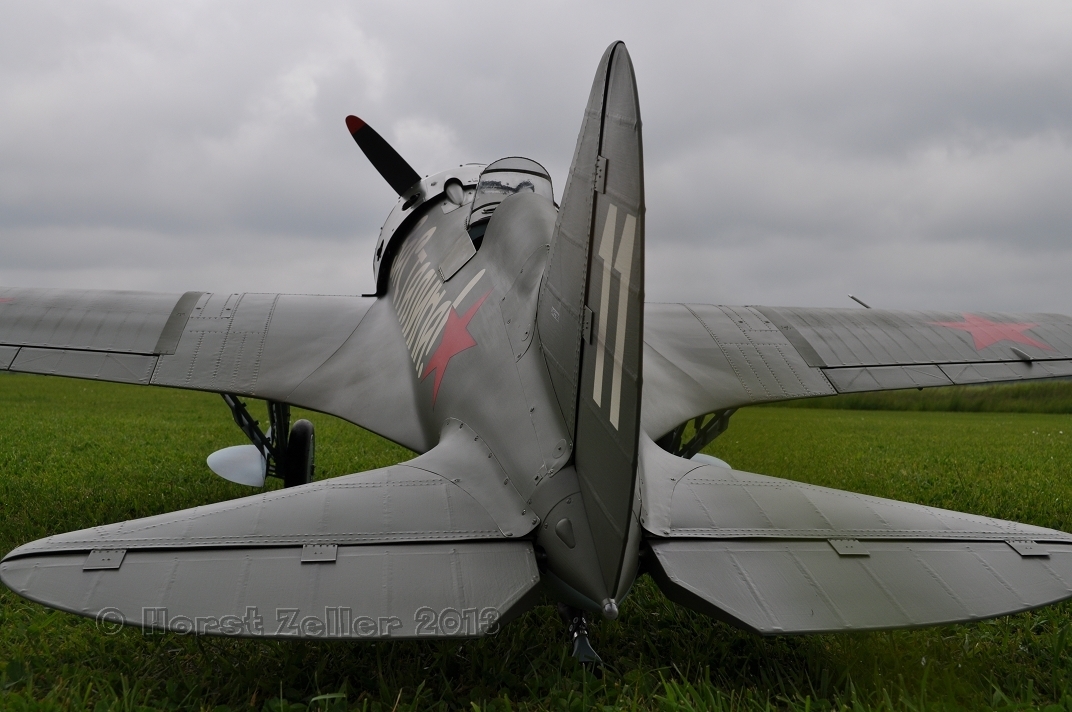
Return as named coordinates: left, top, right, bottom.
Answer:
left=537, top=42, right=645, bottom=603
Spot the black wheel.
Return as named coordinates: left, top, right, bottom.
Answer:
left=283, top=419, right=315, bottom=488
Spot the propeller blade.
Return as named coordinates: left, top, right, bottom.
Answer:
left=345, top=115, right=421, bottom=196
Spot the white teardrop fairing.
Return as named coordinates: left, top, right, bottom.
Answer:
left=207, top=445, right=267, bottom=487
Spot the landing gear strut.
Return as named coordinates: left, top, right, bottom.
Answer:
left=221, top=394, right=315, bottom=487
left=558, top=603, right=603, bottom=676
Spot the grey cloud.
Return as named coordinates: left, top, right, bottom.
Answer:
left=1, top=1, right=1071, bottom=312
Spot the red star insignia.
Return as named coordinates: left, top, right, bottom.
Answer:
left=929, top=313, right=1053, bottom=351
left=421, top=290, right=492, bottom=404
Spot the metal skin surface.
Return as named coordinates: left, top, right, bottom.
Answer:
left=5, top=41, right=1072, bottom=642
left=641, top=303, right=1072, bottom=441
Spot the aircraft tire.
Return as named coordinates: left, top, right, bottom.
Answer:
left=283, top=419, right=315, bottom=488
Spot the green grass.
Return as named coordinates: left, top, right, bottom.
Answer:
left=2, top=373, right=1072, bottom=710
left=779, top=381, right=1072, bottom=414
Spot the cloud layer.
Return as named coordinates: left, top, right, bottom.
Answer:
left=2, top=2, right=1071, bottom=312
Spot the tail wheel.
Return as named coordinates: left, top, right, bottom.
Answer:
left=283, top=419, right=315, bottom=488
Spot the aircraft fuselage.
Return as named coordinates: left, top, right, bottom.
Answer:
left=375, top=160, right=631, bottom=613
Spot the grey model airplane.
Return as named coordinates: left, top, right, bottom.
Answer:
left=4, top=42, right=1072, bottom=661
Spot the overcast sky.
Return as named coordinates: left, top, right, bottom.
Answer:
left=2, top=2, right=1071, bottom=313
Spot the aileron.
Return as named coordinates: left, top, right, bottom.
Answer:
left=0, top=287, right=193, bottom=355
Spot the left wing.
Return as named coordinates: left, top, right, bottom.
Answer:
left=0, top=287, right=429, bottom=451
left=643, top=303, right=1072, bottom=442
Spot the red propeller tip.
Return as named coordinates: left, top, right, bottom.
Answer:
left=345, top=115, right=366, bottom=134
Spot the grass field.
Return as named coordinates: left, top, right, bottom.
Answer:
left=2, top=374, right=1072, bottom=711
left=777, top=381, right=1072, bottom=415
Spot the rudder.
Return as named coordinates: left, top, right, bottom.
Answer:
left=537, top=42, right=645, bottom=606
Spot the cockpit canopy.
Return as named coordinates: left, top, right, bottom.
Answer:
left=371, top=157, right=553, bottom=294
left=468, top=158, right=554, bottom=228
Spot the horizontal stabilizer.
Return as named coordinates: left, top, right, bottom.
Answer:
left=650, top=539, right=1072, bottom=634
left=1, top=428, right=540, bottom=637
left=640, top=437, right=1071, bottom=542
left=7, top=428, right=534, bottom=556
left=2, top=542, right=537, bottom=639
left=640, top=442, right=1072, bottom=632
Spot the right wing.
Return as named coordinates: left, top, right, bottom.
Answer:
left=0, top=419, right=539, bottom=638
left=643, top=303, right=1072, bottom=442
left=0, top=287, right=429, bottom=451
